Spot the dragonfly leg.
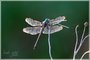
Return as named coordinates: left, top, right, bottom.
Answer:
left=58, top=24, right=69, bottom=28
left=33, top=28, right=42, bottom=50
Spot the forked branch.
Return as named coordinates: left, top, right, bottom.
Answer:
left=73, top=22, right=89, bottom=60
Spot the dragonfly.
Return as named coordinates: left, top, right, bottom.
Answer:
left=23, top=16, right=69, bottom=49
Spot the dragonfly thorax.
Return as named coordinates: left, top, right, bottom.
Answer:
left=42, top=18, right=50, bottom=27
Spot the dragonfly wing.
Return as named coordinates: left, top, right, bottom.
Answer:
left=23, top=27, right=42, bottom=35
left=43, top=25, right=63, bottom=34
left=25, top=18, right=42, bottom=26
left=50, top=16, right=67, bottom=25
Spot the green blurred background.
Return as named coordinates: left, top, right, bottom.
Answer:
left=1, top=1, right=89, bottom=59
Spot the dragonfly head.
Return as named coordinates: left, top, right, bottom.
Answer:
left=43, top=18, right=50, bottom=24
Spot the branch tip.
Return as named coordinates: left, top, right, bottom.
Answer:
left=84, top=22, right=88, bottom=27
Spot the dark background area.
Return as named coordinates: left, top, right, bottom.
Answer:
left=1, top=1, right=89, bottom=59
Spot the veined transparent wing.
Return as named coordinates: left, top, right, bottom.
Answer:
left=25, top=18, right=42, bottom=26
left=50, top=16, right=67, bottom=25
left=43, top=25, right=63, bottom=34
left=23, top=27, right=42, bottom=35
